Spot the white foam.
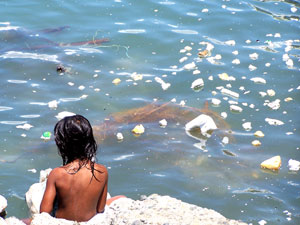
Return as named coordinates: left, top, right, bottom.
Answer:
left=59, top=98, right=81, bottom=102
left=7, top=80, right=27, bottom=84
left=0, top=121, right=27, bottom=125
left=113, top=154, right=135, bottom=161
left=0, top=106, right=13, bottom=112
left=0, top=26, right=19, bottom=31
left=20, top=114, right=40, bottom=118
left=171, top=29, right=198, bottom=35
left=0, top=51, right=59, bottom=63
left=118, top=29, right=146, bottom=34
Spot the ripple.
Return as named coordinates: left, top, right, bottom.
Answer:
left=20, top=114, right=40, bottom=118
left=0, top=121, right=27, bottom=125
left=113, top=154, right=135, bottom=161
left=0, top=51, right=59, bottom=63
left=171, top=29, right=198, bottom=35
left=118, top=29, right=146, bottom=34
left=7, top=80, right=28, bottom=84
left=0, top=106, right=13, bottom=112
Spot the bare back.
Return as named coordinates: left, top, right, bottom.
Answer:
left=40, top=161, right=108, bottom=222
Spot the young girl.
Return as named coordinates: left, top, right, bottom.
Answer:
left=39, top=115, right=122, bottom=222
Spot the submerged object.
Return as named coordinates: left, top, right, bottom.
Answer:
left=185, top=114, right=217, bottom=138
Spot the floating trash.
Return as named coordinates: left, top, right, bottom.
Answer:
left=116, top=132, right=124, bottom=141
left=48, top=100, right=58, bottom=109
left=249, top=52, right=259, bottom=60
left=254, top=131, right=265, bottom=138
left=16, top=123, right=33, bottom=130
left=221, top=88, right=239, bottom=98
left=198, top=49, right=209, bottom=58
left=252, top=140, right=261, bottom=147
left=250, top=77, right=266, bottom=84
left=41, top=131, right=51, bottom=141
left=222, top=136, right=229, bottom=145
left=261, top=156, right=281, bottom=171
left=248, top=64, right=257, bottom=71
left=242, top=122, right=252, bottom=131
left=267, top=89, right=276, bottom=96
left=224, top=40, right=235, bottom=46
left=288, top=159, right=300, bottom=171
left=112, top=78, right=121, bottom=85
left=159, top=119, right=167, bottom=127
left=267, top=99, right=280, bottom=110
left=132, top=124, right=145, bottom=135
left=218, top=73, right=236, bottom=81
left=265, top=118, right=284, bottom=126
left=185, top=114, right=217, bottom=138
left=55, top=111, right=76, bottom=120
left=230, top=105, right=243, bottom=113
left=154, top=77, right=171, bottom=90
left=211, top=98, right=221, bottom=106
left=183, top=62, right=196, bottom=70
left=191, top=78, right=204, bottom=91
left=223, top=149, right=236, bottom=157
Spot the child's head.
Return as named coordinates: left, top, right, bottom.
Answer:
left=54, top=115, right=97, bottom=165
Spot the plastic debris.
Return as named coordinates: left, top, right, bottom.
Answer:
left=183, top=62, right=196, bottom=70
left=28, top=169, right=37, bottom=173
left=218, top=73, right=236, bottom=81
left=250, top=77, right=266, bottom=84
left=155, top=77, right=171, bottom=90
left=252, top=140, right=261, bottom=146
left=116, top=132, right=124, bottom=141
left=48, top=100, right=58, bottom=109
left=258, top=220, right=267, bottom=225
left=184, top=46, right=192, bottom=51
left=131, top=73, right=143, bottom=81
left=254, top=131, right=265, bottom=138
left=259, top=92, right=267, bottom=97
left=267, top=89, right=276, bottom=97
left=242, top=122, right=252, bottom=131
left=16, top=123, right=33, bottom=130
left=221, top=112, right=227, bottom=119
left=78, top=85, right=85, bottom=90
left=249, top=53, right=259, bottom=60
left=225, top=40, right=235, bottom=46
left=291, top=7, right=297, bottom=13
left=288, top=159, right=300, bottom=171
left=248, top=64, right=257, bottom=71
left=191, top=78, right=204, bottom=91
left=232, top=59, right=240, bottom=64
left=230, top=105, right=243, bottom=113
left=261, top=156, right=281, bottom=170
left=0, top=195, right=7, bottom=214
left=284, top=97, right=293, bottom=102
left=112, top=78, right=121, bottom=85
left=185, top=114, right=217, bottom=138
left=132, top=124, right=145, bottom=135
left=198, top=49, right=209, bottom=58
left=221, top=88, right=239, bottom=98
left=222, top=136, right=229, bottom=145
left=41, top=131, right=51, bottom=141
left=55, top=111, right=76, bottom=120
left=179, top=56, right=188, bottom=63
left=265, top=118, right=284, bottom=126
left=267, top=99, right=280, bottom=110
left=159, top=119, right=167, bottom=127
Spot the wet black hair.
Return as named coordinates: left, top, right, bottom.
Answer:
left=54, top=115, right=99, bottom=179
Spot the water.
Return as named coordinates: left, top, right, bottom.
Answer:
left=0, top=0, right=299, bottom=224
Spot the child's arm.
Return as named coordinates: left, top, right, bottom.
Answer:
left=40, top=169, right=58, bottom=214
left=97, top=172, right=108, bottom=213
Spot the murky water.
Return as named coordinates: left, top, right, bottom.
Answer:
left=0, top=0, right=299, bottom=224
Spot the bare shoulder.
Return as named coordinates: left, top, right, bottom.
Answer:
left=94, top=163, right=108, bottom=174
left=48, top=167, right=66, bottom=178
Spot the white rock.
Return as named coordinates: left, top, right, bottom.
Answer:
left=265, top=118, right=284, bottom=126
left=250, top=77, right=266, bottom=84
left=55, top=111, right=76, bottom=120
left=0, top=195, right=7, bottom=213
left=221, top=88, right=239, bottom=98
left=230, top=105, right=243, bottom=113
left=183, top=62, right=196, bottom=70
left=185, top=114, right=217, bottom=137
left=242, top=122, right=252, bottom=131
left=48, top=100, right=58, bottom=109
left=116, top=132, right=124, bottom=141
left=288, top=159, right=300, bottom=171
left=191, top=78, right=204, bottom=90
left=211, top=98, right=221, bottom=106
left=16, top=123, right=33, bottom=130
left=159, top=119, right=168, bottom=127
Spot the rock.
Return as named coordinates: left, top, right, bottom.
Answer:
left=132, top=124, right=145, bottom=135
left=261, top=156, right=281, bottom=170
left=185, top=114, right=217, bottom=138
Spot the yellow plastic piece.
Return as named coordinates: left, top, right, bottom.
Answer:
left=260, top=156, right=281, bottom=170
left=132, top=124, right=145, bottom=135
left=112, top=78, right=121, bottom=85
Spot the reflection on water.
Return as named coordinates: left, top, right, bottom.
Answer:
left=0, top=0, right=299, bottom=224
